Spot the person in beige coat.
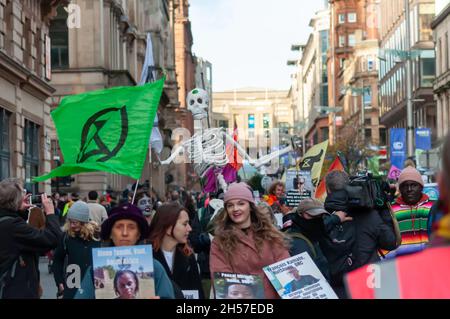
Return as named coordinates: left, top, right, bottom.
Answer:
left=210, top=183, right=290, bottom=299
left=87, top=191, right=108, bottom=226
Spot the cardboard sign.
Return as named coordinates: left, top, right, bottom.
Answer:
left=264, top=253, right=338, bottom=299
left=285, top=190, right=311, bottom=208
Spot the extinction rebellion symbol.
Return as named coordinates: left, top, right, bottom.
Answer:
left=300, top=149, right=324, bottom=171
left=76, top=106, right=128, bottom=163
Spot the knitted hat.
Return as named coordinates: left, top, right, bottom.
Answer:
left=297, top=198, right=328, bottom=217
left=224, top=183, right=255, bottom=204
left=398, top=166, right=424, bottom=187
left=101, top=204, right=149, bottom=241
left=67, top=201, right=90, bottom=223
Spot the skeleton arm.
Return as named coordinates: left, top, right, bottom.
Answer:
left=223, top=132, right=293, bottom=168
left=160, top=144, right=185, bottom=165
left=223, top=132, right=257, bottom=165
left=253, top=145, right=292, bottom=168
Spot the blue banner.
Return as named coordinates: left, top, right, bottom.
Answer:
left=390, top=128, right=406, bottom=169
left=415, top=128, right=431, bottom=151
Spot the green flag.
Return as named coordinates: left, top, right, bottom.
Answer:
left=368, top=156, right=380, bottom=177
left=34, top=78, right=165, bottom=182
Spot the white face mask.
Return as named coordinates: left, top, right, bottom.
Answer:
left=137, top=196, right=152, bottom=212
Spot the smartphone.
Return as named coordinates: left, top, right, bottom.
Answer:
left=29, top=194, right=43, bottom=206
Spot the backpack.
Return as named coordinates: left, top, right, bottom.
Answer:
left=320, top=216, right=358, bottom=286
left=287, top=231, right=331, bottom=281
left=288, top=232, right=317, bottom=259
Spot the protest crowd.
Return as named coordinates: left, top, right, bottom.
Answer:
left=0, top=65, right=449, bottom=300
left=1, top=129, right=449, bottom=299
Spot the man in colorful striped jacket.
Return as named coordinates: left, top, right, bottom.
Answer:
left=383, top=166, right=433, bottom=259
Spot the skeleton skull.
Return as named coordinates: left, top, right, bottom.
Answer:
left=187, top=88, right=209, bottom=120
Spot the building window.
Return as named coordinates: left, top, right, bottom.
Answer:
left=320, top=84, right=329, bottom=107
left=365, top=129, right=372, bottom=141
left=24, top=17, right=32, bottom=70
left=339, top=35, right=346, bottom=47
left=0, top=108, right=11, bottom=180
left=320, top=127, right=329, bottom=142
left=24, top=120, right=40, bottom=194
left=438, top=38, right=442, bottom=75
left=3, top=0, right=13, bottom=54
left=338, top=14, right=345, bottom=24
left=419, top=3, right=434, bottom=42
left=367, top=56, right=375, bottom=71
left=363, top=86, right=372, bottom=107
left=248, top=114, right=255, bottom=131
left=446, top=33, right=449, bottom=72
left=348, top=13, right=357, bottom=23
left=218, top=120, right=229, bottom=128
left=278, top=122, right=290, bottom=135
left=420, top=51, right=436, bottom=87
left=320, top=30, right=329, bottom=53
left=263, top=113, right=270, bottom=129
left=348, top=34, right=356, bottom=47
left=35, top=27, right=42, bottom=77
left=322, top=55, right=328, bottom=82
left=49, top=6, right=69, bottom=69
left=51, top=139, right=60, bottom=160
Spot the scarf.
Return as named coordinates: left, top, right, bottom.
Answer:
left=291, top=215, right=326, bottom=242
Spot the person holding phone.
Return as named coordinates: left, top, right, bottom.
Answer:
left=0, top=178, right=62, bottom=298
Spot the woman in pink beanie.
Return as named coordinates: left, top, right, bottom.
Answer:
left=209, top=183, right=290, bottom=299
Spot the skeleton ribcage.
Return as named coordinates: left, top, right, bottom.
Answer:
left=185, top=128, right=228, bottom=177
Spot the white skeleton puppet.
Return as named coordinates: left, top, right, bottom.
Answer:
left=160, top=88, right=293, bottom=192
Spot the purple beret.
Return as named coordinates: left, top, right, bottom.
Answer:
left=101, top=204, right=149, bottom=241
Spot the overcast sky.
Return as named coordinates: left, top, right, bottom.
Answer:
left=190, top=0, right=326, bottom=92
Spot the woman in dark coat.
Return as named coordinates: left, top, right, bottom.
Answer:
left=52, top=201, right=101, bottom=299
left=0, top=179, right=61, bottom=299
left=148, top=203, right=205, bottom=299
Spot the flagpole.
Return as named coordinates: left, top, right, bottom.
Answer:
left=149, top=148, right=153, bottom=197
left=132, top=179, right=139, bottom=205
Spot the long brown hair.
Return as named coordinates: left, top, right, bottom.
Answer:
left=147, top=203, right=193, bottom=256
left=213, top=201, right=289, bottom=264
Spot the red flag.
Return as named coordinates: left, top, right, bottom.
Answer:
left=315, top=156, right=345, bottom=201
left=226, top=123, right=242, bottom=171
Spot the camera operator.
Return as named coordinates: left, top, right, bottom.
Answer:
left=320, top=171, right=398, bottom=298
left=0, top=179, right=62, bottom=298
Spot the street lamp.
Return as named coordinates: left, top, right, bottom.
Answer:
left=314, top=106, right=343, bottom=145
left=404, top=0, right=414, bottom=158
